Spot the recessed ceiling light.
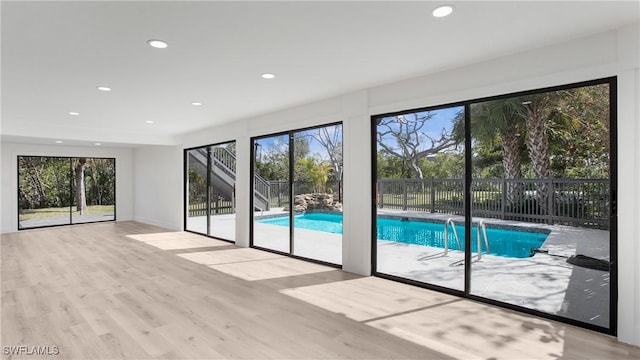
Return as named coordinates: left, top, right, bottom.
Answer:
left=147, top=39, right=168, bottom=49
left=146, top=120, right=154, bottom=124
left=97, top=86, right=111, bottom=92
left=69, top=112, right=79, bottom=116
left=55, top=140, right=63, bottom=144
left=432, top=5, right=454, bottom=18
left=191, top=102, right=202, bottom=106
left=95, top=143, right=101, bottom=146
left=261, top=73, right=276, bottom=79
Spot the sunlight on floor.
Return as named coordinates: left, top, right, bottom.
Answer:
left=280, top=277, right=567, bottom=360
left=208, top=257, right=337, bottom=281
left=177, top=248, right=282, bottom=265
left=176, top=247, right=338, bottom=281
left=126, top=231, right=229, bottom=250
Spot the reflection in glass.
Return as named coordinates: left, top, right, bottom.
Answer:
left=469, top=83, right=611, bottom=329
left=253, top=134, right=290, bottom=253
left=375, top=107, right=465, bottom=290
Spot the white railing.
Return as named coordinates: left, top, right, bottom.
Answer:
left=443, top=218, right=461, bottom=255
left=476, top=220, right=490, bottom=260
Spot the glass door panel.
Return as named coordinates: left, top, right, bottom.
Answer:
left=186, top=148, right=208, bottom=234
left=292, top=124, right=343, bottom=265
left=72, top=157, right=115, bottom=224
left=253, top=134, right=291, bottom=253
left=18, top=156, right=72, bottom=229
left=209, top=143, right=237, bottom=241
left=469, top=83, right=611, bottom=329
left=375, top=106, right=466, bottom=290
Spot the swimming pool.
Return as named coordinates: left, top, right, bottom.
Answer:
left=257, top=213, right=548, bottom=258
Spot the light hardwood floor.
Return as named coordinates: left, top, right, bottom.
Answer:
left=1, top=221, right=638, bottom=359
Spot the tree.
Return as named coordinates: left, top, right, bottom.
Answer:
left=377, top=112, right=457, bottom=179
left=75, top=158, right=88, bottom=214
left=255, top=135, right=310, bottom=181
left=310, top=126, right=343, bottom=182
left=471, top=99, right=526, bottom=207
left=420, top=153, right=464, bottom=179
left=549, top=84, right=610, bottom=178
left=298, top=157, right=333, bottom=193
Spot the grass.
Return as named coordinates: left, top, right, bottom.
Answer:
left=19, top=205, right=114, bottom=221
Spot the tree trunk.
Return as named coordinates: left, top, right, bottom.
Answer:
left=75, top=158, right=87, bottom=214
left=524, top=103, right=551, bottom=214
left=500, top=131, right=523, bottom=209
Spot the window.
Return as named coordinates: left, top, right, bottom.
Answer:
left=18, top=156, right=115, bottom=229
left=372, top=78, right=616, bottom=334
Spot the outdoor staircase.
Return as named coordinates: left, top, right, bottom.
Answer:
left=189, top=147, right=271, bottom=211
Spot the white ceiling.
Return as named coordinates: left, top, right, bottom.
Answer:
left=2, top=1, right=638, bottom=147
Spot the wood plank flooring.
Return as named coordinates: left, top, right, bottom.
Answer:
left=1, top=221, right=639, bottom=359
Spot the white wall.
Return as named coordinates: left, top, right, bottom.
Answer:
left=0, top=142, right=133, bottom=233
left=132, top=145, right=183, bottom=230
left=171, top=24, right=640, bottom=345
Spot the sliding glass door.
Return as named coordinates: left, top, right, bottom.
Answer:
left=252, top=123, right=343, bottom=265
left=469, top=82, right=613, bottom=330
left=252, top=134, right=291, bottom=253
left=18, top=156, right=115, bottom=230
left=292, top=125, right=343, bottom=264
left=372, top=78, right=616, bottom=334
left=374, top=106, right=466, bottom=290
left=184, top=141, right=237, bottom=241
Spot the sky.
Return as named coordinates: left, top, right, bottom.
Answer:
left=253, top=124, right=342, bottom=161
left=253, top=106, right=462, bottom=163
left=377, top=106, right=463, bottom=153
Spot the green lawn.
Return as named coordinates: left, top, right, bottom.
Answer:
left=19, top=205, right=115, bottom=221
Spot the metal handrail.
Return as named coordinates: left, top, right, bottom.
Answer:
left=443, top=218, right=461, bottom=255
left=200, top=146, right=271, bottom=210
left=476, top=220, right=490, bottom=260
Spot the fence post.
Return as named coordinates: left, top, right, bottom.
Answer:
left=278, top=182, right=282, bottom=207
left=430, top=178, right=435, bottom=213
left=378, top=180, right=383, bottom=209
left=547, top=178, right=554, bottom=225
left=403, top=179, right=408, bottom=211
left=502, top=178, right=507, bottom=220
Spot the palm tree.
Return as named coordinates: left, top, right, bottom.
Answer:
left=471, top=99, right=525, bottom=209
left=299, top=157, right=333, bottom=193
left=519, top=94, right=553, bottom=214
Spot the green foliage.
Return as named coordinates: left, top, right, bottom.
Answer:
left=376, top=83, right=610, bottom=180
left=255, top=136, right=311, bottom=181
left=377, top=151, right=412, bottom=178
left=188, top=164, right=207, bottom=204
left=297, top=157, right=333, bottom=193
left=18, top=156, right=115, bottom=211
left=547, top=84, right=610, bottom=178
left=420, top=153, right=464, bottom=179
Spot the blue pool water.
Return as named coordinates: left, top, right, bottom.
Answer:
left=260, top=212, right=344, bottom=233
left=258, top=213, right=547, bottom=258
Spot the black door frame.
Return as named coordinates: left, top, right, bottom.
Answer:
left=249, top=121, right=344, bottom=268
left=370, top=77, right=617, bottom=335
left=183, top=140, right=237, bottom=243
